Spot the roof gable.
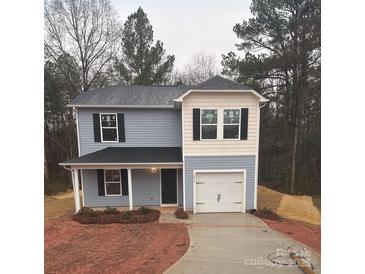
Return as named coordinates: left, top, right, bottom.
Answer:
left=197, top=75, right=251, bottom=90
left=175, top=75, right=268, bottom=103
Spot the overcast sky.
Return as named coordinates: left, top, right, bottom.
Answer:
left=112, top=0, right=252, bottom=71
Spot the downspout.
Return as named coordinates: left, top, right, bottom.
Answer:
left=254, top=101, right=268, bottom=209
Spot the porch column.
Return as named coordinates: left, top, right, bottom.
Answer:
left=73, top=169, right=81, bottom=213
left=128, top=168, right=133, bottom=210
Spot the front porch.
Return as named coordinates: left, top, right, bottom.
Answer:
left=60, top=147, right=183, bottom=212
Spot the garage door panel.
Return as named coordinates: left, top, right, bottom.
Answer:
left=195, top=171, right=244, bottom=213
left=196, top=204, right=242, bottom=213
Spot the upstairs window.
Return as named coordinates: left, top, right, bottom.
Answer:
left=223, top=109, right=240, bottom=139
left=201, top=109, right=218, bottom=139
left=104, top=169, right=122, bottom=196
left=100, top=114, right=118, bottom=142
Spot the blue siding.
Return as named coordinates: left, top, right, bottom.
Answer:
left=78, top=108, right=182, bottom=155
left=82, top=168, right=183, bottom=208
left=184, top=155, right=256, bottom=211
left=132, top=169, right=161, bottom=206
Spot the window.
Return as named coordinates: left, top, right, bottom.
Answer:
left=100, top=114, right=118, bottom=142
left=224, top=109, right=240, bottom=139
left=104, top=169, right=122, bottom=196
left=201, top=109, right=217, bottom=139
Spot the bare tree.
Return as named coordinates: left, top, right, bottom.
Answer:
left=44, top=0, right=122, bottom=91
left=173, top=53, right=219, bottom=85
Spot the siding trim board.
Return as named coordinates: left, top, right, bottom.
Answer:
left=182, top=102, right=186, bottom=210
left=76, top=109, right=81, bottom=156
left=254, top=104, right=261, bottom=209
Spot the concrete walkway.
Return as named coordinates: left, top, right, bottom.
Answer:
left=163, top=213, right=321, bottom=274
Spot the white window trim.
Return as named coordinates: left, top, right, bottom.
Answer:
left=100, top=113, right=119, bottom=143
left=104, top=169, right=122, bottom=196
left=223, top=108, right=241, bottom=140
left=200, top=108, right=218, bottom=140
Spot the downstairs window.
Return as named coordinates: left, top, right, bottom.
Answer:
left=104, top=169, right=122, bottom=196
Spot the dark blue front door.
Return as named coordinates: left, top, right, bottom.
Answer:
left=161, top=169, right=177, bottom=204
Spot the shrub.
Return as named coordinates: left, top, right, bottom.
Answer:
left=175, top=208, right=189, bottom=219
left=104, top=207, right=120, bottom=214
left=249, top=209, right=256, bottom=214
left=121, top=211, right=133, bottom=220
left=254, top=207, right=280, bottom=220
left=72, top=208, right=160, bottom=224
left=138, top=206, right=151, bottom=215
left=262, top=207, right=272, bottom=214
left=79, top=207, right=98, bottom=217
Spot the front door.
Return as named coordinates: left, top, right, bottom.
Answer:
left=161, top=169, right=177, bottom=204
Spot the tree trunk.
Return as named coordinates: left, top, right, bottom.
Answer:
left=290, top=114, right=299, bottom=194
left=44, top=121, right=53, bottom=184
left=44, top=139, right=50, bottom=184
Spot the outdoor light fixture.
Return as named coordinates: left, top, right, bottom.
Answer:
left=151, top=168, right=156, bottom=173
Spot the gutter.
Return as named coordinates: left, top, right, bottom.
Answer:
left=66, top=104, right=177, bottom=109
left=59, top=162, right=184, bottom=167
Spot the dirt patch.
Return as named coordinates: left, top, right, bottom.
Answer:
left=45, top=217, right=189, bottom=274
left=258, top=185, right=321, bottom=225
left=259, top=216, right=321, bottom=254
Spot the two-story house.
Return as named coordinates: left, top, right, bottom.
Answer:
left=60, top=75, right=268, bottom=214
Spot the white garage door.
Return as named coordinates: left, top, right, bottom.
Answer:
left=195, top=171, right=244, bottom=213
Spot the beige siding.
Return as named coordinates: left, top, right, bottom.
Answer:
left=182, top=92, right=259, bottom=156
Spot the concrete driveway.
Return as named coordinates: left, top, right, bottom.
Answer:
left=164, top=213, right=321, bottom=274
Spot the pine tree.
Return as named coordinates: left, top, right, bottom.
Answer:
left=115, top=7, right=175, bottom=85
left=222, top=0, right=321, bottom=194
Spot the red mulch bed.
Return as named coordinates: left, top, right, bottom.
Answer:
left=255, top=212, right=321, bottom=253
left=45, top=216, right=189, bottom=274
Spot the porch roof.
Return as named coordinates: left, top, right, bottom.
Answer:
left=59, top=147, right=182, bottom=166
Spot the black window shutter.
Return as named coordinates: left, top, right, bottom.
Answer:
left=240, top=108, right=249, bottom=140
left=192, top=108, right=200, bottom=140
left=93, top=113, right=101, bottom=142
left=97, top=169, right=105, bottom=196
left=117, top=113, right=125, bottom=142
left=121, top=169, right=129, bottom=196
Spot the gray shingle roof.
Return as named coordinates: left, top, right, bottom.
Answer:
left=197, top=75, right=252, bottom=90
left=68, top=85, right=190, bottom=107
left=60, top=147, right=182, bottom=165
left=68, top=75, right=258, bottom=107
